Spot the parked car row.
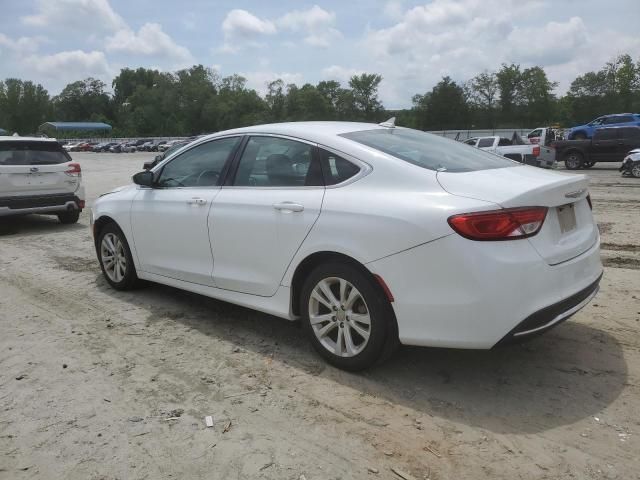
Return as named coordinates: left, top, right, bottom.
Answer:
left=62, top=139, right=184, bottom=153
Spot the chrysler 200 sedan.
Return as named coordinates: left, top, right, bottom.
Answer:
left=91, top=121, right=602, bottom=370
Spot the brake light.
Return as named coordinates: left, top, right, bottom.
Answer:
left=532, top=146, right=541, bottom=157
left=587, top=194, right=592, bottom=210
left=65, top=163, right=81, bottom=177
left=448, top=207, right=548, bottom=241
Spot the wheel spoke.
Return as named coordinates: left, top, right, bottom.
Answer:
left=344, top=287, right=360, bottom=310
left=103, top=235, right=116, bottom=254
left=335, top=327, right=344, bottom=355
left=349, top=312, right=370, bottom=326
left=349, top=321, right=370, bottom=341
left=317, top=279, right=339, bottom=308
left=311, top=289, right=332, bottom=310
left=343, top=325, right=357, bottom=355
left=316, top=321, right=337, bottom=338
left=339, top=279, right=348, bottom=305
left=309, top=313, right=334, bottom=325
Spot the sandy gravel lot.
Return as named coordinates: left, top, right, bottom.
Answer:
left=1, top=153, right=639, bottom=480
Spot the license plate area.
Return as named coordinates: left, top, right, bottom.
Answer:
left=557, top=203, right=577, bottom=234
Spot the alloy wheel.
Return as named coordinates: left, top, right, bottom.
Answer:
left=308, top=277, right=371, bottom=357
left=632, top=164, right=640, bottom=178
left=566, top=154, right=582, bottom=169
left=101, top=232, right=127, bottom=283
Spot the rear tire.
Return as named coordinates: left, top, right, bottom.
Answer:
left=57, top=210, right=80, bottom=224
left=97, top=223, right=140, bottom=290
left=632, top=163, right=640, bottom=178
left=300, top=262, right=397, bottom=371
left=564, top=151, right=584, bottom=170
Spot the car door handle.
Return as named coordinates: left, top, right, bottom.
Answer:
left=187, top=197, right=207, bottom=206
left=273, top=202, right=304, bottom=212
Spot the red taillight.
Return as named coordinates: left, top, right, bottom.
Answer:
left=532, top=145, right=540, bottom=157
left=65, top=162, right=82, bottom=177
left=587, top=194, right=592, bottom=210
left=448, top=207, right=548, bottom=241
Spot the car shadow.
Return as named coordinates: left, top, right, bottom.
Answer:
left=0, top=214, right=87, bottom=236
left=96, top=276, right=628, bottom=435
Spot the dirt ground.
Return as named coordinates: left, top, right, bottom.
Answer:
left=1, top=153, right=639, bottom=480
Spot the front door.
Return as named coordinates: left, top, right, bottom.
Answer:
left=130, top=136, right=242, bottom=285
left=210, top=135, right=325, bottom=296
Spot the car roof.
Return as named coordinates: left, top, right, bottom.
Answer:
left=597, top=125, right=640, bottom=130
left=201, top=121, right=389, bottom=145
left=0, top=136, right=59, bottom=142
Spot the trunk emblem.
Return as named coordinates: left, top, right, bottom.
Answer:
left=29, top=167, right=39, bottom=173
left=565, top=189, right=586, bottom=199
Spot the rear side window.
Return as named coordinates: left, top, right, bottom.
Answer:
left=341, top=128, right=517, bottom=173
left=594, top=129, right=618, bottom=140
left=477, top=138, right=495, bottom=148
left=318, top=149, right=360, bottom=185
left=621, top=127, right=640, bottom=139
left=233, top=136, right=323, bottom=187
left=0, top=141, right=71, bottom=165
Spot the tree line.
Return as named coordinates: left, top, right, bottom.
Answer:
left=1, top=53, right=639, bottom=137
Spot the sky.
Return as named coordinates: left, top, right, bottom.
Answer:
left=0, top=0, right=639, bottom=108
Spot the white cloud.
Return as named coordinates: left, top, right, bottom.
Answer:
left=322, top=65, right=365, bottom=83
left=241, top=70, right=304, bottom=95
left=106, top=23, right=194, bottom=65
left=22, top=0, right=125, bottom=33
left=23, top=50, right=111, bottom=80
left=220, top=9, right=276, bottom=52
left=277, top=5, right=341, bottom=47
left=507, top=17, right=588, bottom=66
left=360, top=0, right=640, bottom=107
left=0, top=34, right=44, bottom=55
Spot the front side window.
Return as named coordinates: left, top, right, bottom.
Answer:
left=233, top=136, right=322, bottom=187
left=590, top=117, right=604, bottom=126
left=341, top=128, right=517, bottom=173
left=157, top=137, right=240, bottom=188
left=0, top=142, right=71, bottom=165
left=463, top=138, right=477, bottom=146
left=528, top=129, right=542, bottom=138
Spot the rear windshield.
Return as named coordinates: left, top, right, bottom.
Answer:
left=340, top=128, right=518, bottom=173
left=0, top=141, right=71, bottom=165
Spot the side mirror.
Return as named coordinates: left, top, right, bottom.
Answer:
left=133, top=170, right=155, bottom=187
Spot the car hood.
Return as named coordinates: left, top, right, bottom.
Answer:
left=99, top=184, right=135, bottom=198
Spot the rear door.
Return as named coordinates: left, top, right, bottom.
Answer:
left=590, top=129, right=619, bottom=161
left=618, top=127, right=640, bottom=160
left=210, top=135, right=325, bottom=296
left=0, top=141, right=78, bottom=196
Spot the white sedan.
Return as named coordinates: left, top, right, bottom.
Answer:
left=91, top=121, right=602, bottom=370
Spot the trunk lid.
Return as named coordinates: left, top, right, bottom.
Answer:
left=0, top=141, right=79, bottom=196
left=0, top=163, right=78, bottom=195
left=437, top=165, right=598, bottom=265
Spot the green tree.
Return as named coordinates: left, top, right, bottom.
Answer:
left=412, top=76, right=469, bottom=130
left=53, top=77, right=111, bottom=122
left=348, top=73, right=383, bottom=121
left=0, top=78, right=50, bottom=134
left=495, top=64, right=522, bottom=124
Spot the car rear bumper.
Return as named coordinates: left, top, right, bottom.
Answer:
left=0, top=193, right=84, bottom=216
left=367, top=232, right=602, bottom=349
left=493, top=273, right=601, bottom=346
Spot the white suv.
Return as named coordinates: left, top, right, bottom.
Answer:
left=0, top=136, right=85, bottom=223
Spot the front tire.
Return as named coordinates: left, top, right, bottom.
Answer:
left=564, top=151, right=584, bottom=170
left=57, top=210, right=80, bottom=224
left=97, top=223, right=140, bottom=290
left=300, top=262, right=397, bottom=371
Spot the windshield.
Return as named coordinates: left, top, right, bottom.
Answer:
left=0, top=141, right=71, bottom=165
left=341, top=128, right=518, bottom=173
